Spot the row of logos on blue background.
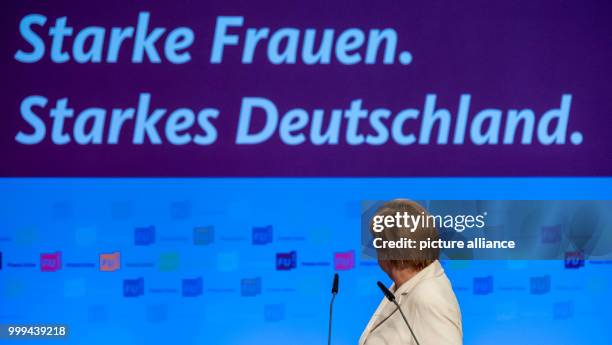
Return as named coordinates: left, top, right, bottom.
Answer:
left=125, top=224, right=593, bottom=268
left=0, top=223, right=590, bottom=271
left=1, top=249, right=355, bottom=272
left=134, top=224, right=274, bottom=245
left=0, top=249, right=597, bottom=299
left=119, top=273, right=557, bottom=297
left=0, top=251, right=581, bottom=299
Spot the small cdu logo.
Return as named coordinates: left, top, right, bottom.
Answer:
left=40, top=252, right=62, bottom=272
left=530, top=275, right=551, bottom=295
left=564, top=251, right=585, bottom=269
left=193, top=226, right=215, bottom=245
left=276, top=251, right=297, bottom=270
left=134, top=226, right=155, bottom=246
left=123, top=278, right=144, bottom=297
left=241, top=277, right=262, bottom=297
left=473, top=275, right=493, bottom=295
left=182, top=277, right=203, bottom=297
left=252, top=225, right=273, bottom=245
left=158, top=252, right=180, bottom=272
left=99, top=252, right=121, bottom=272
left=334, top=250, right=355, bottom=270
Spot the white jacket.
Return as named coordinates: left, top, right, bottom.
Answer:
left=359, top=261, right=462, bottom=345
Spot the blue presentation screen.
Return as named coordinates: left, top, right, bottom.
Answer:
left=1, top=178, right=611, bottom=344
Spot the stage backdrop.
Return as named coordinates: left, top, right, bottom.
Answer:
left=2, top=178, right=612, bottom=345
left=1, top=1, right=612, bottom=345
left=1, top=0, right=611, bottom=176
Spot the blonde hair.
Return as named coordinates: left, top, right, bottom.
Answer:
left=371, top=199, right=439, bottom=271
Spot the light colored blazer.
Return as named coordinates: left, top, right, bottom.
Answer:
left=359, top=260, right=462, bottom=345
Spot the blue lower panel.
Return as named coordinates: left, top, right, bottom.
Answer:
left=0, top=178, right=611, bottom=345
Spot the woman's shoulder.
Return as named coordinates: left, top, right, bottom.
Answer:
left=403, top=274, right=457, bottom=309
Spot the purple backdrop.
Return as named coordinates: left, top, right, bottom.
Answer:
left=1, top=0, right=611, bottom=176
